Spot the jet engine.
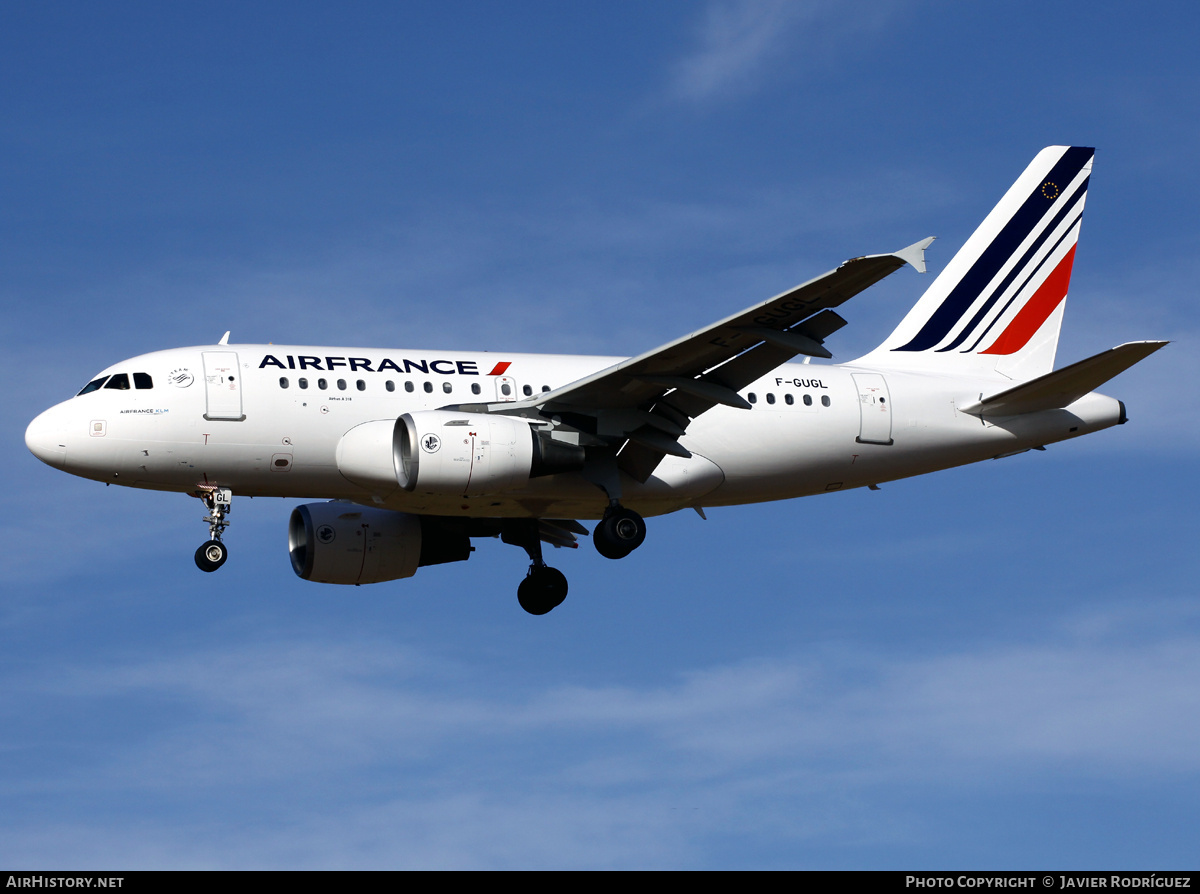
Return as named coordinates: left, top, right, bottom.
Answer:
left=336, top=411, right=584, bottom=498
left=289, top=502, right=471, bottom=585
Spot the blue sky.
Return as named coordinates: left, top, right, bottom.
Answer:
left=2, top=1, right=1198, bottom=869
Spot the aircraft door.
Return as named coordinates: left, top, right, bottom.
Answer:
left=494, top=376, right=518, bottom=402
left=852, top=373, right=893, bottom=445
left=202, top=351, right=246, bottom=421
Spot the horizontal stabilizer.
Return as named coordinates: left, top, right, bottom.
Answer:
left=961, top=341, right=1167, bottom=417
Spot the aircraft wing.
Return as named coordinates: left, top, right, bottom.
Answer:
left=465, top=238, right=932, bottom=481
left=537, top=237, right=932, bottom=412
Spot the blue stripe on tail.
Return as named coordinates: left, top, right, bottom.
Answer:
left=895, top=146, right=1093, bottom=352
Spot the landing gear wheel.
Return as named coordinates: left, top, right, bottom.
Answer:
left=517, top=566, right=568, bottom=615
left=593, top=507, right=647, bottom=560
left=195, top=539, right=228, bottom=572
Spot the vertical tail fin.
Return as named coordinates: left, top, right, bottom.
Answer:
left=858, top=146, right=1094, bottom=382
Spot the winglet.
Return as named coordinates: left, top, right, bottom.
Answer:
left=218, top=331, right=231, bottom=346
left=893, top=237, right=935, bottom=274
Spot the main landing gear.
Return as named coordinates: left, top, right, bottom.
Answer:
left=581, top=453, right=647, bottom=561
left=502, top=504, right=645, bottom=614
left=518, top=566, right=569, bottom=616
left=194, top=487, right=232, bottom=573
left=503, top=520, right=568, bottom=616
left=592, top=504, right=646, bottom=560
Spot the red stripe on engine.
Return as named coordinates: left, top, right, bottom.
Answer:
left=487, top=362, right=511, bottom=376
left=980, top=245, right=1077, bottom=355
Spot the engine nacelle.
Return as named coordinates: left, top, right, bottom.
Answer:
left=395, top=410, right=584, bottom=496
left=336, top=411, right=585, bottom=498
left=289, top=502, right=471, bottom=585
left=335, top=418, right=405, bottom=494
left=396, top=411, right=531, bottom=495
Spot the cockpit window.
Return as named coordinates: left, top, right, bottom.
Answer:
left=77, top=376, right=109, bottom=396
left=133, top=372, right=153, bottom=389
left=103, top=374, right=131, bottom=390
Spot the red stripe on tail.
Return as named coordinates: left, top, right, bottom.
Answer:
left=980, top=245, right=1076, bottom=356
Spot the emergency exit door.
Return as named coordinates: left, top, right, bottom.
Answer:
left=852, top=373, right=892, bottom=445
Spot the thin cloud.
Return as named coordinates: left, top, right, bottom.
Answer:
left=663, top=0, right=899, bottom=105
left=2, top=603, right=1197, bottom=866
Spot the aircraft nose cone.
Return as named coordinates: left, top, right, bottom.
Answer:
left=26, top=408, right=68, bottom=469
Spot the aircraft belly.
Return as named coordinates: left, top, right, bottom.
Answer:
left=368, top=453, right=725, bottom=520
left=633, top=451, right=725, bottom=501
left=688, top=399, right=861, bottom=502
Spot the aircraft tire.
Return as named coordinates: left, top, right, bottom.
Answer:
left=593, top=508, right=646, bottom=560
left=518, top=566, right=568, bottom=615
left=195, top=539, right=228, bottom=572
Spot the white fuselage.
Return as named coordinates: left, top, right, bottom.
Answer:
left=25, top=344, right=1124, bottom=520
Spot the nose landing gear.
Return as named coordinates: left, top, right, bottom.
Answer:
left=194, top=487, right=232, bottom=573
left=195, top=538, right=228, bottom=572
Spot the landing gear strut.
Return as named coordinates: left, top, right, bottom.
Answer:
left=195, top=487, right=232, bottom=573
left=503, top=520, right=568, bottom=615
left=593, top=504, right=646, bottom=560
left=581, top=451, right=647, bottom=561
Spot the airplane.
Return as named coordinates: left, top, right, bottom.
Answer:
left=25, top=146, right=1166, bottom=615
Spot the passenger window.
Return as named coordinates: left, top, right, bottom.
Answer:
left=423, top=382, right=433, bottom=393
left=337, top=379, right=347, bottom=391
left=766, top=393, right=776, bottom=405
left=356, top=380, right=366, bottom=391
left=103, top=374, right=131, bottom=390
left=386, top=381, right=395, bottom=392
left=133, top=372, right=153, bottom=389
left=318, top=378, right=328, bottom=390
left=471, top=383, right=481, bottom=395
left=501, top=384, right=511, bottom=396
left=405, top=381, right=414, bottom=393
left=443, top=381, right=453, bottom=394
left=803, top=394, right=812, bottom=406
left=542, top=385, right=551, bottom=392
left=821, top=395, right=831, bottom=407
left=279, top=377, right=289, bottom=389
left=748, top=392, right=757, bottom=404
left=77, top=377, right=109, bottom=396
left=785, top=394, right=794, bottom=405
left=522, top=384, right=532, bottom=397
left=299, top=378, right=309, bottom=389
